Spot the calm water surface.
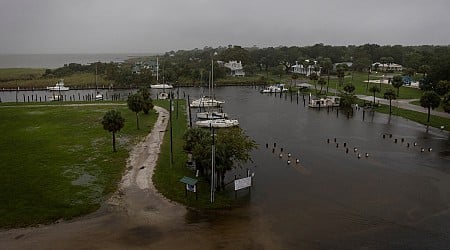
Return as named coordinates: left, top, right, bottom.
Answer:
left=181, top=86, right=450, bottom=249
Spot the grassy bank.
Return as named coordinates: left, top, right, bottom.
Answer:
left=153, top=100, right=233, bottom=209
left=373, top=104, right=450, bottom=131
left=0, top=103, right=157, bottom=228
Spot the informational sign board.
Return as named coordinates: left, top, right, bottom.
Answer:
left=186, top=184, right=196, bottom=193
left=234, top=176, right=252, bottom=191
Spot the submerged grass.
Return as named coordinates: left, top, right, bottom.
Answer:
left=0, top=103, right=157, bottom=228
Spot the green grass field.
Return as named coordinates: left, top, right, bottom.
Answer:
left=0, top=103, right=157, bottom=228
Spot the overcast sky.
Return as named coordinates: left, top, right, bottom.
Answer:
left=1, top=0, right=449, bottom=54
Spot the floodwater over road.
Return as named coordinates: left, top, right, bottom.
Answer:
left=1, top=86, right=450, bottom=249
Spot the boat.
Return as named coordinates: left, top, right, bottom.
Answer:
left=150, top=83, right=173, bottom=89
left=150, top=57, right=173, bottom=89
left=308, top=95, right=340, bottom=108
left=158, top=92, right=169, bottom=100
left=196, top=111, right=228, bottom=119
left=195, top=119, right=239, bottom=128
left=94, top=65, right=103, bottom=101
left=47, top=79, right=69, bottom=91
left=95, top=92, right=103, bottom=101
left=191, top=58, right=224, bottom=108
left=190, top=96, right=224, bottom=108
left=261, top=84, right=287, bottom=93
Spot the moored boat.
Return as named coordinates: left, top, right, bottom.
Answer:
left=308, top=95, right=340, bottom=108
left=150, top=83, right=173, bottom=89
left=196, top=111, right=228, bottom=119
left=47, top=79, right=69, bottom=91
left=261, top=84, right=287, bottom=93
left=195, top=119, right=239, bottom=128
left=190, top=96, right=224, bottom=108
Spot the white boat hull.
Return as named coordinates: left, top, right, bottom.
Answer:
left=190, top=97, right=224, bottom=108
left=195, top=119, right=239, bottom=128
left=150, top=84, right=173, bottom=89
left=196, top=111, right=228, bottom=119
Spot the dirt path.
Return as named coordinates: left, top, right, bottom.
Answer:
left=0, top=106, right=199, bottom=249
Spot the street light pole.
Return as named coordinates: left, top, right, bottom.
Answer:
left=210, top=125, right=215, bottom=203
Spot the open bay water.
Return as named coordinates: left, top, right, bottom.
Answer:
left=0, top=53, right=153, bottom=69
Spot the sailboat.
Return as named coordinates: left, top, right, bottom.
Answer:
left=94, top=64, right=103, bottom=101
left=190, top=60, right=225, bottom=108
left=194, top=58, right=238, bottom=127
left=151, top=57, right=173, bottom=90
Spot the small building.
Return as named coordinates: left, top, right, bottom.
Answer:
left=291, top=60, right=320, bottom=77
left=223, top=60, right=245, bottom=77
left=372, top=62, right=403, bottom=72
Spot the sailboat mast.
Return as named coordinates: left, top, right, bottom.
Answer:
left=156, top=57, right=159, bottom=83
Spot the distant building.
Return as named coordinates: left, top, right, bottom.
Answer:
left=223, top=60, right=245, bottom=77
left=372, top=62, right=403, bottom=72
left=291, top=60, right=320, bottom=77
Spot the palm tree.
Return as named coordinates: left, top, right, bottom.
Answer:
left=391, top=75, right=403, bottom=97
left=383, top=88, right=397, bottom=114
left=420, top=91, right=441, bottom=123
left=343, top=83, right=355, bottom=94
left=102, top=110, right=125, bottom=152
left=138, top=88, right=154, bottom=114
left=317, top=77, right=326, bottom=95
left=369, top=85, right=380, bottom=105
left=127, top=93, right=144, bottom=130
left=443, top=93, right=450, bottom=113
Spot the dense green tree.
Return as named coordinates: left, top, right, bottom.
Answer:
left=183, top=127, right=257, bottom=191
left=442, top=93, right=450, bottom=113
left=435, top=80, right=450, bottom=96
left=127, top=93, right=144, bottom=129
left=391, top=75, right=403, bottom=96
left=383, top=88, right=397, bottom=114
left=101, top=110, right=125, bottom=152
left=418, top=64, right=431, bottom=79
left=420, top=91, right=441, bottom=123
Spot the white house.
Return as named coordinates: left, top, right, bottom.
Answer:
left=372, top=62, right=403, bottom=72
left=223, top=60, right=245, bottom=77
left=291, top=60, right=320, bottom=77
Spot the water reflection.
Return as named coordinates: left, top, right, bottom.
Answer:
left=181, top=86, right=450, bottom=249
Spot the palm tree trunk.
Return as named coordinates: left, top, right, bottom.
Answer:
left=112, top=131, right=116, bottom=152
left=389, top=99, right=392, bottom=114
left=135, top=112, right=139, bottom=130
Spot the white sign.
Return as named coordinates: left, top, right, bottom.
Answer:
left=234, top=176, right=252, bottom=191
left=186, top=184, right=196, bottom=193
